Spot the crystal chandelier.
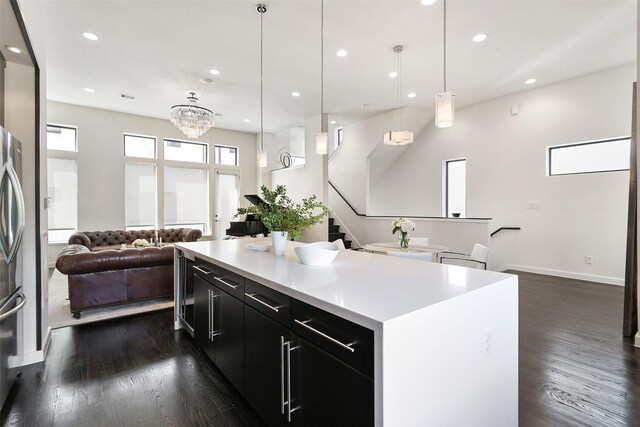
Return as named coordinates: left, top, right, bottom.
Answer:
left=170, top=92, right=215, bottom=139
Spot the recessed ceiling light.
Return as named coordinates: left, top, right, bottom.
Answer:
left=82, top=32, right=99, bottom=41
left=84, top=88, right=95, bottom=93
left=336, top=49, right=348, bottom=57
left=291, top=91, right=301, bottom=97
left=6, top=46, right=21, bottom=54
left=244, top=118, right=251, bottom=123
left=524, top=78, right=537, bottom=85
left=407, top=92, right=417, bottom=98
left=388, top=71, right=399, bottom=78
left=200, top=77, right=214, bottom=84
left=209, top=69, right=221, bottom=75
left=421, top=0, right=437, bottom=5
left=329, top=120, right=337, bottom=125
left=472, top=34, right=487, bottom=43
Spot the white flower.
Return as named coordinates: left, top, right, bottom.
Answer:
left=392, top=217, right=415, bottom=234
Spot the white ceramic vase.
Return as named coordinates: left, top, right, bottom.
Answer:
left=271, top=231, right=288, bottom=256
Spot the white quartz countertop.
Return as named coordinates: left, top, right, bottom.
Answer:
left=175, top=239, right=515, bottom=328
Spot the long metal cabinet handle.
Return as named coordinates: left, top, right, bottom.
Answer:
left=209, top=289, right=220, bottom=340
left=280, top=336, right=286, bottom=415
left=0, top=292, right=25, bottom=322
left=245, top=293, right=280, bottom=312
left=0, top=162, right=25, bottom=264
left=286, top=340, right=292, bottom=422
left=294, top=319, right=355, bottom=353
left=214, top=276, right=238, bottom=290
left=193, top=265, right=212, bottom=275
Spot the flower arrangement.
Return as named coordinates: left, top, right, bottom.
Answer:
left=392, top=218, right=415, bottom=250
left=132, top=238, right=150, bottom=248
left=236, top=185, right=329, bottom=240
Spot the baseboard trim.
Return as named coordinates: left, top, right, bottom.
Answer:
left=635, top=332, right=640, bottom=348
left=496, top=264, right=624, bottom=286
left=19, top=327, right=52, bottom=367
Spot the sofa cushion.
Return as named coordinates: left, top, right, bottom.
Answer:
left=68, top=228, right=202, bottom=249
left=56, top=245, right=174, bottom=275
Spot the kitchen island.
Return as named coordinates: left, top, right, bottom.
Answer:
left=174, top=239, right=518, bottom=426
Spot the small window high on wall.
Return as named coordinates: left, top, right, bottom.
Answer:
left=164, top=139, right=208, bottom=163
left=548, top=137, right=630, bottom=176
left=47, top=124, right=77, bottom=152
left=124, top=134, right=156, bottom=159
left=445, top=159, right=466, bottom=218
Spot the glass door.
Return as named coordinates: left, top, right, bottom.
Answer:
left=214, top=171, right=239, bottom=240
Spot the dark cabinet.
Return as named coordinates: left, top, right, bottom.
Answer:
left=291, top=337, right=374, bottom=427
left=194, top=275, right=245, bottom=394
left=245, top=305, right=292, bottom=427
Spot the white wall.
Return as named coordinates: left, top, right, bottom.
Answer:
left=271, top=114, right=328, bottom=242
left=368, top=64, right=635, bottom=283
left=46, top=101, right=258, bottom=260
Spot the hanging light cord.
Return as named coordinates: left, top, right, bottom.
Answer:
left=443, top=0, right=447, bottom=93
left=320, top=0, right=324, bottom=131
left=260, top=7, right=264, bottom=151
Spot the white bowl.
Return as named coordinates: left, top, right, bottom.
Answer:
left=294, top=242, right=339, bottom=266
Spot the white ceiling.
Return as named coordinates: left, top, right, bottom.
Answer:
left=42, top=0, right=636, bottom=135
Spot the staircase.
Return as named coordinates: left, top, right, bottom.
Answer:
left=328, top=217, right=352, bottom=249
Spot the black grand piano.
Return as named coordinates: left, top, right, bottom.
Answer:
left=225, top=194, right=270, bottom=237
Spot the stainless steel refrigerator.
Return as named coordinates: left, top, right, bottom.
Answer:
left=0, top=125, right=26, bottom=408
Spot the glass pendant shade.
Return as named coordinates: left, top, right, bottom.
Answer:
left=170, top=92, right=215, bottom=139
left=383, top=130, right=414, bottom=146
left=258, top=149, right=268, bottom=168
left=435, top=92, right=454, bottom=128
left=315, top=131, right=328, bottom=155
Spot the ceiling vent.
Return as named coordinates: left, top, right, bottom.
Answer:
left=121, top=94, right=135, bottom=100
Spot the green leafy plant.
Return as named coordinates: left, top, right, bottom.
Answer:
left=236, top=185, right=329, bottom=239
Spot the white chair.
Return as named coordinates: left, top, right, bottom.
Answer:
left=439, top=243, right=489, bottom=269
left=388, top=251, right=433, bottom=262
left=410, top=237, right=430, bottom=246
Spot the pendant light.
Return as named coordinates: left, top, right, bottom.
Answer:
left=257, top=4, right=268, bottom=168
left=435, top=0, right=454, bottom=128
left=315, top=0, right=328, bottom=155
left=169, top=92, right=215, bottom=139
left=383, top=45, right=413, bottom=146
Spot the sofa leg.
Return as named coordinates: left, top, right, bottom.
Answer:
left=72, top=311, right=82, bottom=319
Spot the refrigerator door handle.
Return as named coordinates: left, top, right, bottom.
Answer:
left=0, top=292, right=25, bottom=322
left=0, top=161, right=26, bottom=264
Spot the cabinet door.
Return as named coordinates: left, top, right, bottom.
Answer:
left=291, top=337, right=374, bottom=427
left=194, top=275, right=216, bottom=361
left=215, top=288, right=244, bottom=395
left=245, top=305, right=291, bottom=427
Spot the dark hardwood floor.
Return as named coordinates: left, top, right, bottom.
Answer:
left=516, top=271, right=639, bottom=427
left=1, top=271, right=638, bottom=426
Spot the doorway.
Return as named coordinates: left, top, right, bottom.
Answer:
left=214, top=171, right=239, bottom=240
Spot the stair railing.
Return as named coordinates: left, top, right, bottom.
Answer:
left=490, top=227, right=521, bottom=237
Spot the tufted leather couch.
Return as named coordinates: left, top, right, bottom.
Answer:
left=56, top=228, right=201, bottom=318
left=69, top=228, right=202, bottom=251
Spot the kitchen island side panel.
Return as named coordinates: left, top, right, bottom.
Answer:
left=382, top=275, right=518, bottom=426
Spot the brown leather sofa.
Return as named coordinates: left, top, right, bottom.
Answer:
left=56, top=228, right=201, bottom=318
left=69, top=228, right=202, bottom=251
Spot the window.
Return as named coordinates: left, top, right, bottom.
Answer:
left=214, top=145, right=238, bottom=166
left=125, top=163, right=156, bottom=230
left=445, top=159, right=466, bottom=218
left=47, top=124, right=78, bottom=242
left=548, top=137, right=630, bottom=176
left=164, top=167, right=209, bottom=233
left=332, top=127, right=344, bottom=155
left=124, top=134, right=156, bottom=159
left=164, top=139, right=207, bottom=163
left=47, top=158, right=78, bottom=242
left=47, top=124, right=77, bottom=152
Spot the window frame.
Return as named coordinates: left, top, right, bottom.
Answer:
left=163, top=138, right=209, bottom=163
left=46, top=123, right=79, bottom=243
left=124, top=161, right=158, bottom=231
left=547, top=136, right=631, bottom=177
left=124, top=132, right=157, bottom=159
left=214, top=144, right=239, bottom=166
left=444, top=158, right=466, bottom=218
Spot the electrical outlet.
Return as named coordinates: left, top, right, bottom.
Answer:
left=525, top=201, right=539, bottom=209
left=483, top=328, right=492, bottom=358
left=585, top=256, right=593, bottom=264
